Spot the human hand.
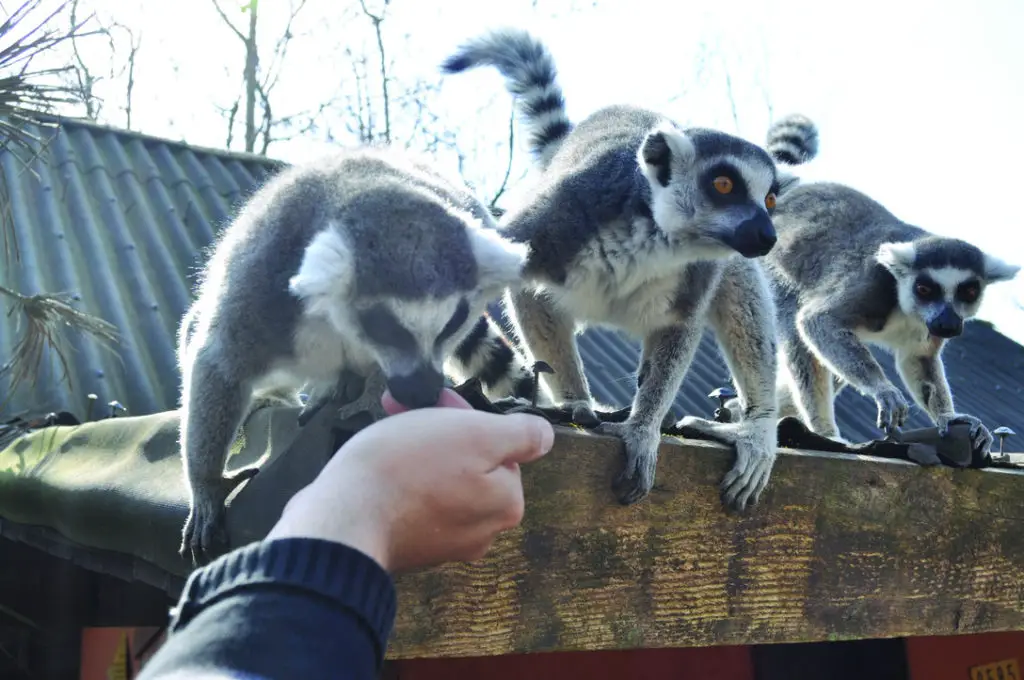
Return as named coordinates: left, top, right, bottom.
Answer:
left=265, top=388, right=555, bottom=574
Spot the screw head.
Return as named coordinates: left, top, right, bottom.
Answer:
left=533, top=361, right=555, bottom=375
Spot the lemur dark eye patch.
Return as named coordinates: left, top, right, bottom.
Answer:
left=955, top=279, right=981, bottom=303
left=435, top=297, right=470, bottom=348
left=357, top=304, right=418, bottom=354
left=913, top=276, right=942, bottom=301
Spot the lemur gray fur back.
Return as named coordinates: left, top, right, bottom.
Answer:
left=760, top=179, right=1019, bottom=451
left=176, top=145, right=532, bottom=565
left=442, top=27, right=821, bottom=510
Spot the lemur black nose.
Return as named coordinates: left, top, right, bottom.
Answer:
left=928, top=306, right=964, bottom=338
left=730, top=212, right=777, bottom=258
left=387, top=365, right=446, bottom=410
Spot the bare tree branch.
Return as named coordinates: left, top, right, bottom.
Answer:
left=358, top=0, right=391, bottom=143
left=488, top=102, right=516, bottom=212
left=109, top=21, right=140, bottom=130
left=722, top=62, right=740, bottom=134
left=242, top=0, right=257, bottom=152
left=260, top=0, right=306, bottom=96
left=67, top=0, right=99, bottom=118
left=209, top=0, right=246, bottom=43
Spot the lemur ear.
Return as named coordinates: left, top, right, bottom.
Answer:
left=288, top=228, right=355, bottom=302
left=982, top=252, right=1021, bottom=283
left=875, top=241, right=916, bottom=278
left=638, top=124, right=695, bottom=188
left=466, top=224, right=529, bottom=291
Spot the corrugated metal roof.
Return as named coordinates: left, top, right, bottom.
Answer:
left=4, top=115, right=1023, bottom=445
left=570, top=320, right=1024, bottom=444
left=1, top=114, right=284, bottom=418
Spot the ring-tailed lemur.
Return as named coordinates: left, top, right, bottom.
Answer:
left=755, top=162, right=1019, bottom=451
left=441, top=28, right=819, bottom=509
left=177, top=145, right=534, bottom=564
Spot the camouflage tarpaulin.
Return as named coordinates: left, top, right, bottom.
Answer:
left=0, top=400, right=349, bottom=596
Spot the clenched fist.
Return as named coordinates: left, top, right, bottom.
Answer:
left=266, top=388, right=555, bottom=574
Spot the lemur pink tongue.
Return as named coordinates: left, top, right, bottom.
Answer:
left=381, top=388, right=473, bottom=416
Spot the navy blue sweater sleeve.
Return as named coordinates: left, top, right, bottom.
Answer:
left=137, top=538, right=397, bottom=680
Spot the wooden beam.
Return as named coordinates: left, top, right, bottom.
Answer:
left=387, top=428, right=1024, bottom=659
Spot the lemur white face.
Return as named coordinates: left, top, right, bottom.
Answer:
left=289, top=221, right=527, bottom=409
left=637, top=125, right=781, bottom=260
left=353, top=294, right=476, bottom=408
left=895, top=267, right=983, bottom=338
left=877, top=240, right=1021, bottom=339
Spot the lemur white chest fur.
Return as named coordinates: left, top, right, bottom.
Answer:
left=855, top=309, right=932, bottom=353
left=256, top=314, right=377, bottom=395
left=536, top=219, right=712, bottom=336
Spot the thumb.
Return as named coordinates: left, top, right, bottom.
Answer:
left=483, top=413, right=556, bottom=469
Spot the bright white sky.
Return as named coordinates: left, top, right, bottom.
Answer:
left=75, top=0, right=1024, bottom=343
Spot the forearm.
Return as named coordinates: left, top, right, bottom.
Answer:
left=897, top=351, right=954, bottom=420
left=138, top=538, right=396, bottom=680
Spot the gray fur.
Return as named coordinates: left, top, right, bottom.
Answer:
left=177, top=145, right=531, bottom=564
left=442, top=28, right=820, bottom=508
left=760, top=180, right=1020, bottom=451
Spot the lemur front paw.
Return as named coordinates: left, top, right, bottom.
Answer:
left=676, top=415, right=777, bottom=511
left=566, top=399, right=601, bottom=428
left=937, top=412, right=993, bottom=453
left=180, top=467, right=260, bottom=566
left=874, top=385, right=909, bottom=435
left=596, top=421, right=662, bottom=505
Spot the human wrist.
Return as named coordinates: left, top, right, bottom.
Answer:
left=265, top=502, right=393, bottom=573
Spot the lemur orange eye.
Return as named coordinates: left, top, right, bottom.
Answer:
left=713, top=176, right=733, bottom=194
left=765, top=193, right=777, bottom=210
left=915, top=283, right=934, bottom=298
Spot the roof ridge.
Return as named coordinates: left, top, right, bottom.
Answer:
left=16, top=110, right=289, bottom=169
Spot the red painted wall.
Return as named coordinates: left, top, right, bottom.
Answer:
left=80, top=627, right=165, bottom=680
left=906, top=632, right=1024, bottom=680
left=390, top=645, right=754, bottom=680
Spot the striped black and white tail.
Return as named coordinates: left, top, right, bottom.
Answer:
left=447, top=313, right=535, bottom=402
left=766, top=113, right=819, bottom=167
left=441, top=27, right=573, bottom=169
left=766, top=113, right=820, bottom=196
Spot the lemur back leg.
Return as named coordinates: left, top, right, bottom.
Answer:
left=780, top=331, right=844, bottom=441
left=503, top=287, right=599, bottom=426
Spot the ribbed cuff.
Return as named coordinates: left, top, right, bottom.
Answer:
left=170, top=538, right=396, bottom=660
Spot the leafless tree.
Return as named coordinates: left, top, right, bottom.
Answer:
left=0, top=0, right=119, bottom=409
left=211, top=0, right=337, bottom=155
left=666, top=32, right=775, bottom=137
left=329, top=1, right=522, bottom=210
left=63, top=0, right=142, bottom=129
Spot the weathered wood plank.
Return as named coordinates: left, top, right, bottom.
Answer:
left=387, top=427, right=1024, bottom=659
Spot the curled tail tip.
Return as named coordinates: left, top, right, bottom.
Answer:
left=767, top=113, right=820, bottom=166
left=440, top=27, right=555, bottom=81
left=440, top=53, right=473, bottom=75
